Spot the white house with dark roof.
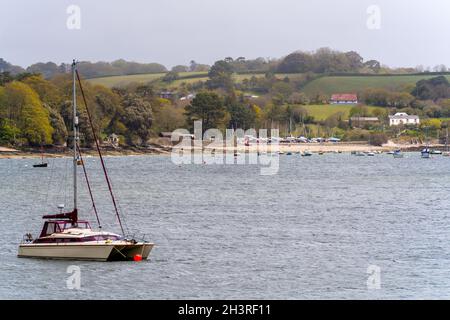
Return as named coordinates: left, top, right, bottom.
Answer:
left=388, top=112, right=420, bottom=126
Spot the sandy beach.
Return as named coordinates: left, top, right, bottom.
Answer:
left=0, top=141, right=442, bottom=159
left=172, top=141, right=437, bottom=154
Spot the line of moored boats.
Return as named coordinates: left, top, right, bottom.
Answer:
left=251, top=149, right=450, bottom=158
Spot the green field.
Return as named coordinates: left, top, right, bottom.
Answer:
left=87, top=71, right=208, bottom=87
left=87, top=71, right=306, bottom=88
left=171, top=76, right=209, bottom=86
left=88, top=71, right=450, bottom=96
left=301, top=104, right=383, bottom=121
left=303, top=74, right=450, bottom=96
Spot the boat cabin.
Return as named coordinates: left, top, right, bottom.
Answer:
left=39, top=220, right=91, bottom=238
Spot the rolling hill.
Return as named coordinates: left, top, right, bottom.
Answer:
left=302, top=74, right=450, bottom=96
left=87, top=71, right=450, bottom=101
left=87, top=71, right=208, bottom=87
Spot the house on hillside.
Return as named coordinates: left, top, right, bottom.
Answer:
left=159, top=91, right=175, bottom=99
left=180, top=93, right=196, bottom=101
left=104, top=133, right=120, bottom=147
left=388, top=112, right=420, bottom=126
left=330, top=93, right=358, bottom=104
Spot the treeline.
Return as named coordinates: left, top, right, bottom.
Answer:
left=3, top=47, right=446, bottom=81
left=361, top=76, right=450, bottom=113
left=2, top=48, right=450, bottom=148
left=0, top=58, right=167, bottom=79
left=0, top=73, right=159, bottom=146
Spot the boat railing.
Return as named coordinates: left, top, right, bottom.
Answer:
left=124, top=231, right=148, bottom=243
left=20, top=233, right=34, bottom=244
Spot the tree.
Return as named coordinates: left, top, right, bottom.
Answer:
left=277, top=52, right=313, bottom=73
left=162, top=71, right=179, bottom=83
left=171, top=65, right=189, bottom=73
left=345, top=51, right=364, bottom=71
left=364, top=60, right=381, bottom=72
left=226, top=102, right=255, bottom=129
left=3, top=81, right=53, bottom=145
left=150, top=98, right=185, bottom=133
left=387, top=92, right=414, bottom=107
left=189, top=60, right=198, bottom=72
left=349, top=105, right=371, bottom=117
left=369, top=132, right=388, bottom=146
left=324, top=112, right=345, bottom=129
left=271, top=81, right=293, bottom=102
left=52, top=74, right=122, bottom=146
left=412, top=76, right=450, bottom=101
left=362, top=88, right=390, bottom=106
left=189, top=60, right=210, bottom=72
left=0, top=72, right=14, bottom=86
left=26, top=62, right=59, bottom=79
left=251, top=104, right=263, bottom=129
left=371, top=108, right=388, bottom=121
left=120, top=94, right=153, bottom=145
left=287, top=92, right=310, bottom=105
left=0, top=58, right=25, bottom=75
left=207, top=60, right=234, bottom=90
left=46, top=106, right=68, bottom=145
left=153, top=105, right=185, bottom=133
left=421, top=118, right=441, bottom=131
left=0, top=119, right=19, bottom=144
left=185, top=92, right=226, bottom=132
left=22, top=75, right=62, bottom=107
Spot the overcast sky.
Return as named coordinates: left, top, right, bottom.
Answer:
left=1, top=0, right=449, bottom=69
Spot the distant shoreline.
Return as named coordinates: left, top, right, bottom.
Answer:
left=0, top=142, right=445, bottom=159
left=0, top=145, right=171, bottom=159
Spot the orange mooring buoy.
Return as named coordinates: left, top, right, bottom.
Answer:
left=133, top=254, right=143, bottom=262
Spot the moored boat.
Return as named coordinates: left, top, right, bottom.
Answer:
left=33, top=163, right=48, bottom=168
left=18, top=212, right=152, bottom=261
left=33, top=146, right=48, bottom=168
left=393, top=149, right=404, bottom=158
left=421, top=148, right=431, bottom=158
left=422, top=127, right=431, bottom=158
left=18, top=60, right=154, bottom=261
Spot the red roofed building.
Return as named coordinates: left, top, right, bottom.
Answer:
left=330, top=93, right=358, bottom=104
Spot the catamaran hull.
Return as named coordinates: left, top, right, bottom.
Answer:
left=18, top=243, right=154, bottom=261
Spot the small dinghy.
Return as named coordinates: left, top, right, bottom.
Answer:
left=393, top=149, right=404, bottom=158
left=33, top=146, right=48, bottom=167
left=421, top=148, right=431, bottom=158
left=33, top=163, right=48, bottom=168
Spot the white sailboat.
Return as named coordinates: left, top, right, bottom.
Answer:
left=18, top=61, right=154, bottom=261
left=421, top=127, right=431, bottom=158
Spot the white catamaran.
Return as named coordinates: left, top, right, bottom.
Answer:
left=18, top=60, right=154, bottom=261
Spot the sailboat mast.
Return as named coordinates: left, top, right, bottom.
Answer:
left=446, top=127, right=449, bottom=152
left=72, top=60, right=78, bottom=211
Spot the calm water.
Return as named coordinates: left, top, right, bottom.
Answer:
left=1, top=153, right=450, bottom=299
